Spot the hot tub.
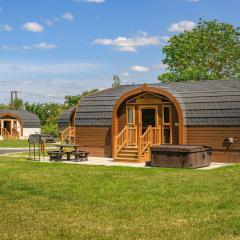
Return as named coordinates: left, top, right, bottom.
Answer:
left=150, top=145, right=212, bottom=168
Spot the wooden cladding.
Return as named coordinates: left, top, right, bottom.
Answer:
left=187, top=126, right=240, bottom=162
left=75, top=126, right=112, bottom=157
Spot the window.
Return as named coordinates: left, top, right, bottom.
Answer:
left=163, top=107, right=170, bottom=124
left=126, top=107, right=135, bottom=125
left=162, top=106, right=172, bottom=144
left=164, top=127, right=171, bottom=144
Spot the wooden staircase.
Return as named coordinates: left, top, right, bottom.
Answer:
left=114, top=125, right=161, bottom=162
left=115, top=146, right=138, bottom=162
left=0, top=128, right=19, bottom=140
left=60, top=127, right=75, bottom=143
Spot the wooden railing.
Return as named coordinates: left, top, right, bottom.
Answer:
left=114, top=125, right=161, bottom=162
left=0, top=128, right=10, bottom=136
left=115, top=125, right=138, bottom=156
left=140, top=126, right=152, bottom=155
left=0, top=128, right=20, bottom=140
left=11, top=128, right=20, bottom=139
left=60, top=127, right=75, bottom=143
left=116, top=126, right=128, bottom=154
left=127, top=126, right=137, bottom=145
left=138, top=126, right=161, bottom=162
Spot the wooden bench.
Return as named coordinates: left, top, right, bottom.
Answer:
left=72, top=151, right=89, bottom=162
left=47, top=151, right=64, bottom=161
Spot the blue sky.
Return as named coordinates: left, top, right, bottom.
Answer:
left=0, top=0, right=239, bottom=103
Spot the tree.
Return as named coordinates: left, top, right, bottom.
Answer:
left=25, top=102, right=66, bottom=137
left=64, top=89, right=98, bottom=108
left=112, top=75, right=121, bottom=87
left=158, top=19, right=240, bottom=82
left=9, top=98, right=24, bottom=110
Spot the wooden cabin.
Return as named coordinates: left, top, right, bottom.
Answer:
left=0, top=110, right=41, bottom=140
left=59, top=80, right=240, bottom=163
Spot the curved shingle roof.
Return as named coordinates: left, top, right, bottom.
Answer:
left=58, top=107, right=75, bottom=131
left=75, top=80, right=240, bottom=127
left=0, top=110, right=41, bottom=128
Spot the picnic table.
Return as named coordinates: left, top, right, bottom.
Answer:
left=54, top=144, right=83, bottom=160
left=47, top=144, right=89, bottom=161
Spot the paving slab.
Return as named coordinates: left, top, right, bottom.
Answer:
left=37, top=157, right=234, bottom=169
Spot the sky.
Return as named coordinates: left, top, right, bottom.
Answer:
left=0, top=0, right=239, bottom=103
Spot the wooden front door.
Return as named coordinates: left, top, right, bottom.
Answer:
left=139, top=106, right=158, bottom=135
left=3, top=121, right=11, bottom=133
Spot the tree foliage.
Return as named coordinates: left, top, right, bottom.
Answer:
left=9, top=98, right=24, bottom=110
left=158, top=19, right=240, bottom=82
left=1, top=88, right=98, bottom=137
left=112, top=75, right=121, bottom=87
left=64, top=89, right=98, bottom=108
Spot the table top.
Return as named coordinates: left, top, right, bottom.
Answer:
left=54, top=144, right=83, bottom=148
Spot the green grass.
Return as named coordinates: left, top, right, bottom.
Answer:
left=0, top=156, right=240, bottom=240
left=0, top=140, right=29, bottom=148
left=0, top=140, right=54, bottom=148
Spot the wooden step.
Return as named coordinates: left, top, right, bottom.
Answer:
left=114, top=157, right=138, bottom=162
left=118, top=153, right=138, bottom=158
left=124, top=146, right=138, bottom=149
left=120, top=149, right=138, bottom=154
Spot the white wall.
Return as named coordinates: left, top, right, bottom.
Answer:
left=21, top=128, right=41, bottom=140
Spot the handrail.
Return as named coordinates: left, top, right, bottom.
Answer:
left=116, top=126, right=128, bottom=154
left=12, top=128, right=20, bottom=138
left=115, top=125, right=138, bottom=156
left=138, top=126, right=161, bottom=162
left=114, top=125, right=160, bottom=161
left=60, top=126, right=75, bottom=143
left=127, top=126, right=137, bottom=145
left=141, top=126, right=152, bottom=155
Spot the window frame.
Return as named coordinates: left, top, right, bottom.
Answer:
left=126, top=106, right=135, bottom=125
left=162, top=105, right=172, bottom=144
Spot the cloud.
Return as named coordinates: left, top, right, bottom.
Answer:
left=0, top=62, right=102, bottom=75
left=22, top=22, right=44, bottom=32
left=62, top=12, right=74, bottom=21
left=130, top=65, right=149, bottom=72
left=2, top=42, right=57, bottom=52
left=34, top=42, right=57, bottom=50
left=160, top=36, right=170, bottom=42
left=74, top=0, right=105, bottom=3
left=93, top=32, right=160, bottom=52
left=0, top=24, right=13, bottom=32
left=186, top=0, right=199, bottom=2
left=168, top=20, right=195, bottom=32
left=152, top=63, right=168, bottom=70
left=121, top=72, right=130, bottom=77
left=45, top=19, right=55, bottom=27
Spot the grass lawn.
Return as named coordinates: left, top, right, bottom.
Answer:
left=0, top=156, right=240, bottom=240
left=0, top=140, right=29, bottom=148
left=0, top=140, right=54, bottom=148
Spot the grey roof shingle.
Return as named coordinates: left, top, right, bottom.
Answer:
left=0, top=110, right=41, bottom=128
left=75, top=80, right=240, bottom=127
left=58, top=107, right=75, bottom=131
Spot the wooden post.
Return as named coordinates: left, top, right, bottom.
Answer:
left=149, top=126, right=153, bottom=145
left=138, top=136, right=142, bottom=162
left=113, top=135, right=117, bottom=159
left=126, top=126, right=129, bottom=146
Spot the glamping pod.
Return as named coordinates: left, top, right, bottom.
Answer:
left=0, top=110, right=41, bottom=140
left=59, top=80, right=240, bottom=163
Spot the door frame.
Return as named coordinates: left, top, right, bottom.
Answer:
left=138, top=105, right=159, bottom=136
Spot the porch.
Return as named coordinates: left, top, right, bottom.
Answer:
left=0, top=118, right=21, bottom=140
left=112, top=88, right=183, bottom=162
